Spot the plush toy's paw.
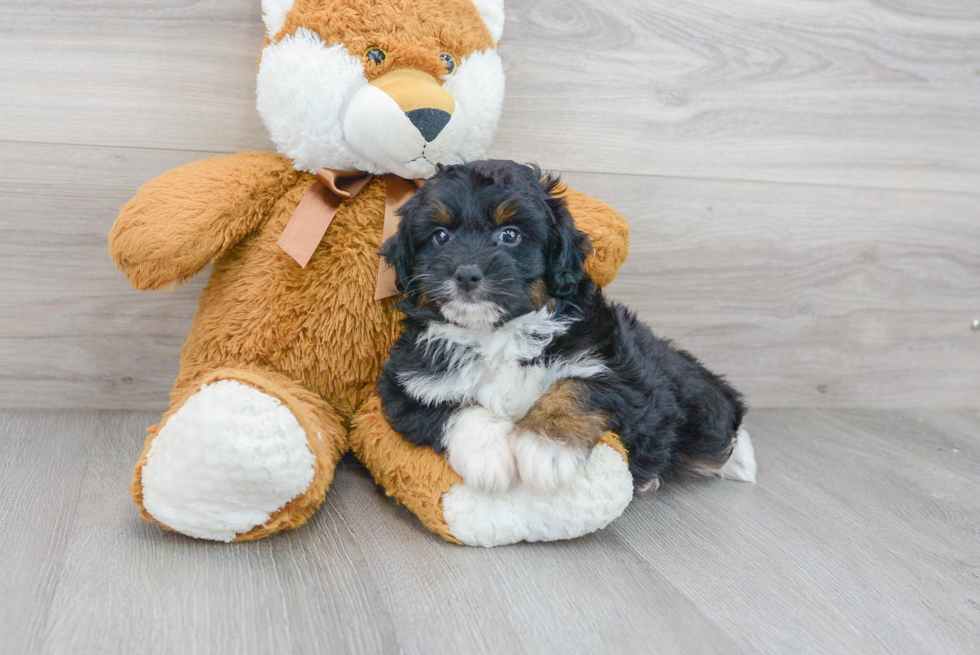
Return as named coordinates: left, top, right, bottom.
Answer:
left=442, top=437, right=635, bottom=547
left=140, top=380, right=316, bottom=542
left=513, top=431, right=590, bottom=495
left=443, top=406, right=517, bottom=495
left=351, top=397, right=635, bottom=547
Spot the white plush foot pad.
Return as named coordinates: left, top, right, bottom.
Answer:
left=140, top=380, right=315, bottom=542
left=442, top=444, right=634, bottom=547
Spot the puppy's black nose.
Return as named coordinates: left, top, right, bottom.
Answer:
left=454, top=265, right=484, bottom=292
left=406, top=108, right=451, bottom=142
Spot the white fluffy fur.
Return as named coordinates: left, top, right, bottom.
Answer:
left=344, top=83, right=466, bottom=180
left=257, top=27, right=505, bottom=177
left=438, top=296, right=505, bottom=330
left=261, top=0, right=295, bottom=38
left=696, top=427, right=758, bottom=483
left=514, top=430, right=590, bottom=494
left=719, top=427, right=758, bottom=482
left=442, top=443, right=634, bottom=547
left=400, top=307, right=607, bottom=420
left=443, top=406, right=518, bottom=494
left=441, top=49, right=506, bottom=167
left=257, top=30, right=372, bottom=174
left=470, top=0, right=506, bottom=43
left=140, top=380, right=315, bottom=542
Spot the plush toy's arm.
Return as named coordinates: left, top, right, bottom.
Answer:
left=560, top=187, right=630, bottom=288
left=109, top=152, right=299, bottom=291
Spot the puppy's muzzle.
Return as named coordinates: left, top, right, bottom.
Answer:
left=370, top=69, right=456, bottom=143
left=454, top=264, right=484, bottom=293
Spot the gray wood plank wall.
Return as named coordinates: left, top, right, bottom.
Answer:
left=1, top=0, right=978, bottom=410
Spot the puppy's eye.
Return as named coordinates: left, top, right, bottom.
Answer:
left=366, top=47, right=387, bottom=66
left=440, top=52, right=457, bottom=75
left=498, top=228, right=521, bottom=245
left=432, top=228, right=451, bottom=246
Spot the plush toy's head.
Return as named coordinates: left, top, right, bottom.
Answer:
left=257, top=0, right=505, bottom=179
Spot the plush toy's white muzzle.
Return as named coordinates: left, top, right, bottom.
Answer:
left=344, top=69, right=468, bottom=179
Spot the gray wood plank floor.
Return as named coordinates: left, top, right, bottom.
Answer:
left=1, top=409, right=977, bottom=655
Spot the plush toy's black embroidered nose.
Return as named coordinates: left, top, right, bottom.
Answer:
left=454, top=264, right=484, bottom=292
left=406, top=108, right=451, bottom=142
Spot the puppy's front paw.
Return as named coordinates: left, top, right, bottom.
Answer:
left=444, top=406, right=517, bottom=495
left=514, top=431, right=590, bottom=495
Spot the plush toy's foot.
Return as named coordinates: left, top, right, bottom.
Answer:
left=350, top=395, right=634, bottom=547
left=442, top=440, right=634, bottom=547
left=132, top=367, right=346, bottom=542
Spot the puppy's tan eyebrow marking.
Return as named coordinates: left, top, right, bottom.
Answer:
left=430, top=203, right=454, bottom=225
left=494, top=200, right=519, bottom=224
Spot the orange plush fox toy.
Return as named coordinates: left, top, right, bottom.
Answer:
left=109, top=0, right=633, bottom=546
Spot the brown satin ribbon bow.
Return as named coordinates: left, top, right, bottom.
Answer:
left=277, top=169, right=422, bottom=300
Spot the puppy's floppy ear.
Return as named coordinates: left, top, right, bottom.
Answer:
left=540, top=172, right=592, bottom=297
left=380, top=204, right=418, bottom=297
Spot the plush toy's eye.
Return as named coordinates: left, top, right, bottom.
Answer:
left=498, top=228, right=521, bottom=246
left=366, top=47, right=387, bottom=66
left=432, top=228, right=451, bottom=246
left=440, top=52, right=457, bottom=75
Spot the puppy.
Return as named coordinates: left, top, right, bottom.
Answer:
left=379, top=160, right=756, bottom=495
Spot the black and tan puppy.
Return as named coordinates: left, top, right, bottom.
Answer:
left=379, top=160, right=756, bottom=495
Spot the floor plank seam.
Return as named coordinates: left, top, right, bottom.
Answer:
left=4, top=138, right=979, bottom=199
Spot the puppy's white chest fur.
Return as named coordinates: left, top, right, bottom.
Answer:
left=399, top=308, right=606, bottom=420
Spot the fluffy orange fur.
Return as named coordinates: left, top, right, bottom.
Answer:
left=271, top=0, right=495, bottom=83
left=111, top=0, right=632, bottom=542
left=113, top=151, right=629, bottom=540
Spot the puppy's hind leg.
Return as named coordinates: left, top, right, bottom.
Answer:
left=691, top=427, right=757, bottom=483
left=636, top=477, right=662, bottom=493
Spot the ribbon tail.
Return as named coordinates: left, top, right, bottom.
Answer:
left=375, top=176, right=418, bottom=300
left=279, top=170, right=374, bottom=268
left=277, top=181, right=343, bottom=268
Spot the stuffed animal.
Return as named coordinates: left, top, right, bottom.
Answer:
left=109, top=0, right=633, bottom=546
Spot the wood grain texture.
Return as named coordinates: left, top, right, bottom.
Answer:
left=2, top=0, right=978, bottom=191
left=616, top=409, right=980, bottom=655
left=0, top=411, right=96, bottom=654
left=2, top=409, right=978, bottom=654
left=327, top=459, right=743, bottom=655
left=37, top=411, right=398, bottom=655
left=1, top=0, right=979, bottom=410
left=493, top=0, right=980, bottom=193
left=568, top=171, right=980, bottom=409
left=1, top=141, right=976, bottom=409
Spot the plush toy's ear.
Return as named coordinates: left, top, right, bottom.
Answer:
left=541, top=174, right=592, bottom=298
left=471, top=0, right=505, bottom=43
left=262, top=0, right=296, bottom=38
